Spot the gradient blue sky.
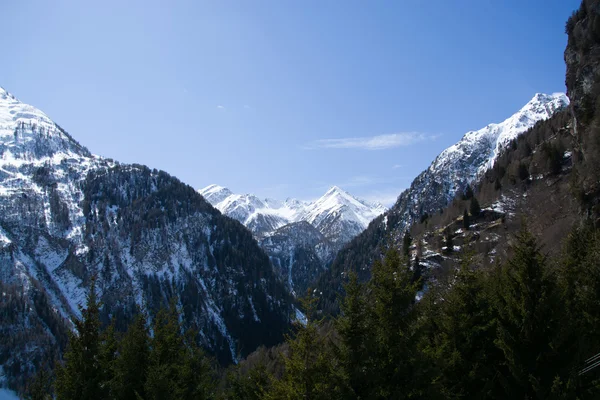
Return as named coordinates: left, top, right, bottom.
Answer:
left=1, top=0, right=580, bottom=205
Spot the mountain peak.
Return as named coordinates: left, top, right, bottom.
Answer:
left=198, top=184, right=234, bottom=205
left=0, top=85, right=91, bottom=161
left=390, top=91, right=569, bottom=235
left=326, top=185, right=344, bottom=194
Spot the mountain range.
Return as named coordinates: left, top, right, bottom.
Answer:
left=0, top=86, right=293, bottom=391
left=0, top=85, right=570, bottom=393
left=314, top=92, right=570, bottom=313
left=199, top=184, right=386, bottom=295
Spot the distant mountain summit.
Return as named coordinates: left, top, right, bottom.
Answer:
left=198, top=184, right=386, bottom=243
left=198, top=184, right=386, bottom=295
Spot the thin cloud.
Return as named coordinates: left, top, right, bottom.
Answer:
left=392, top=164, right=403, bottom=169
left=243, top=105, right=251, bottom=109
left=306, top=132, right=427, bottom=150
left=216, top=105, right=226, bottom=110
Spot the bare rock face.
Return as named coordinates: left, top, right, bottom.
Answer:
left=565, top=0, right=600, bottom=202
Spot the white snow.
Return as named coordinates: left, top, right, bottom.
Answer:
left=198, top=184, right=386, bottom=243
left=294, top=307, right=308, bottom=326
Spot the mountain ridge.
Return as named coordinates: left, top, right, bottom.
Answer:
left=0, top=86, right=293, bottom=390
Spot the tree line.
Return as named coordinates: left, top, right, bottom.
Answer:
left=26, top=222, right=600, bottom=399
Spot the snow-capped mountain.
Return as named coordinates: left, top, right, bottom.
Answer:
left=388, top=92, right=569, bottom=235
left=0, top=86, right=292, bottom=389
left=314, top=92, right=570, bottom=315
left=199, top=184, right=386, bottom=294
left=300, top=186, right=387, bottom=245
left=198, top=184, right=386, bottom=242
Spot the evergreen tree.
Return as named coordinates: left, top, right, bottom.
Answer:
left=335, top=273, right=374, bottom=399
left=145, top=301, right=184, bottom=400
left=267, top=296, right=347, bottom=400
left=402, top=230, right=413, bottom=258
left=99, top=324, right=118, bottom=398
left=470, top=196, right=481, bottom=217
left=556, top=223, right=600, bottom=396
left=225, top=363, right=272, bottom=400
left=434, top=255, right=500, bottom=398
left=411, top=256, right=424, bottom=286
left=368, top=250, right=420, bottom=398
left=493, top=228, right=565, bottom=398
left=111, top=313, right=150, bottom=400
left=175, top=330, right=216, bottom=400
left=463, top=209, right=470, bottom=230
left=445, top=227, right=454, bottom=253
left=26, top=366, right=53, bottom=400
left=55, top=278, right=104, bottom=400
left=464, top=184, right=474, bottom=200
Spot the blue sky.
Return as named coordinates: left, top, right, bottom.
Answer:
left=1, top=0, right=580, bottom=205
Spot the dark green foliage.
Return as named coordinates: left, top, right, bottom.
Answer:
left=431, top=256, right=500, bottom=398
left=542, top=142, right=564, bottom=175
left=55, top=278, right=105, bottom=400
left=266, top=297, right=348, bottom=400
left=517, top=162, right=530, bottom=181
left=335, top=273, right=373, bottom=399
left=470, top=196, right=481, bottom=217
left=25, top=367, right=53, bottom=400
left=444, top=226, right=454, bottom=253
left=110, top=313, right=150, bottom=400
left=367, top=250, right=421, bottom=398
left=41, top=292, right=217, bottom=400
left=493, top=228, right=565, bottom=398
left=463, top=184, right=474, bottom=200
left=25, top=224, right=600, bottom=399
left=402, top=230, right=412, bottom=258
left=224, top=363, right=272, bottom=400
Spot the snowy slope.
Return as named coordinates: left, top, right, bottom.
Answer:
left=0, top=86, right=292, bottom=390
left=199, top=185, right=305, bottom=237
left=199, top=184, right=386, bottom=294
left=386, top=92, right=568, bottom=239
left=300, top=186, right=387, bottom=244
left=198, top=184, right=386, bottom=243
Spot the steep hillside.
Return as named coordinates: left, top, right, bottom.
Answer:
left=260, top=221, right=336, bottom=297
left=315, top=93, right=571, bottom=315
left=0, top=87, right=293, bottom=391
left=199, top=184, right=385, bottom=294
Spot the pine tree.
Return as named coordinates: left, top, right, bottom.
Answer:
left=26, top=366, right=53, bottom=400
left=403, top=230, right=413, bottom=258
left=55, top=278, right=104, bottom=400
left=99, top=323, right=118, bottom=398
left=493, top=228, right=564, bottom=398
left=225, top=363, right=272, bottom=400
left=111, top=313, right=150, bottom=400
left=464, top=184, right=474, bottom=200
left=145, top=301, right=184, bottom=400
left=463, top=209, right=470, bottom=230
left=368, top=250, right=420, bottom=398
left=267, top=296, right=347, bottom=400
left=335, top=272, right=374, bottom=398
left=445, top=227, right=454, bottom=253
left=175, top=330, right=216, bottom=400
left=555, top=223, right=600, bottom=396
left=470, top=196, right=481, bottom=217
left=411, top=256, right=424, bottom=286
left=434, top=254, right=500, bottom=398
